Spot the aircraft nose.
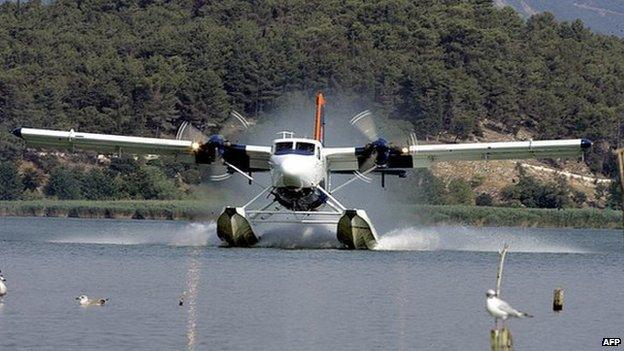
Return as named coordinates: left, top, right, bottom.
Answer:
left=276, top=157, right=311, bottom=187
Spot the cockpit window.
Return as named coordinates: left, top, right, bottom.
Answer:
left=295, top=142, right=315, bottom=155
left=274, top=142, right=293, bottom=154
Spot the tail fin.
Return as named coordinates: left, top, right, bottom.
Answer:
left=314, top=92, right=325, bottom=144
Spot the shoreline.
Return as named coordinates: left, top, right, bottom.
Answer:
left=0, top=200, right=621, bottom=229
left=0, top=200, right=220, bottom=221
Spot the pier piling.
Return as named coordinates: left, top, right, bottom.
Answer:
left=553, top=288, right=564, bottom=311
left=490, top=328, right=513, bottom=350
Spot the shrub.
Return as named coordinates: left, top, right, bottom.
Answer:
left=501, top=173, right=572, bottom=209
left=45, top=167, right=83, bottom=199
left=475, top=192, right=494, bottom=206
left=446, top=178, right=474, bottom=205
left=0, top=161, right=22, bottom=200
left=82, top=168, right=119, bottom=200
left=21, top=167, right=45, bottom=191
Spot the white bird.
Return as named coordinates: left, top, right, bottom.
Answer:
left=75, top=294, right=108, bottom=306
left=0, top=272, right=6, bottom=297
left=486, top=289, right=532, bottom=328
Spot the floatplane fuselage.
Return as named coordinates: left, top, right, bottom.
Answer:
left=12, top=92, right=592, bottom=249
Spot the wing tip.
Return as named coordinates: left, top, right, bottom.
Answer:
left=11, top=128, right=22, bottom=139
left=581, top=139, right=592, bottom=150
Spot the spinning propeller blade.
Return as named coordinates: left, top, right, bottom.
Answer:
left=349, top=110, right=377, bottom=142
left=349, top=110, right=416, bottom=168
left=176, top=122, right=208, bottom=144
left=220, top=110, right=251, bottom=142
left=175, top=111, right=251, bottom=181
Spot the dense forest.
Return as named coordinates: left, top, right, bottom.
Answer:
left=1, top=0, right=623, bottom=207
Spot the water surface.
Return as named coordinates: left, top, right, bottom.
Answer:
left=0, top=217, right=621, bottom=350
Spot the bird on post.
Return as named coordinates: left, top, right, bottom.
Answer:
left=486, top=289, right=533, bottom=328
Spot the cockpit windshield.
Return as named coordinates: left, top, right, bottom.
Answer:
left=295, top=142, right=315, bottom=155
left=274, top=141, right=317, bottom=155
left=274, top=142, right=293, bottom=154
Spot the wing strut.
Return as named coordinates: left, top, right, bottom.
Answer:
left=331, top=166, right=377, bottom=193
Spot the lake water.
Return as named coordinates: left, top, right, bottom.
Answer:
left=0, top=216, right=621, bottom=350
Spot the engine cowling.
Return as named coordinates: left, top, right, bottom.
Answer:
left=359, top=137, right=401, bottom=169
left=195, top=134, right=227, bottom=164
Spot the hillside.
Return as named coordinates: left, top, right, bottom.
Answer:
left=494, top=0, right=624, bottom=37
left=1, top=0, right=623, bottom=207
left=430, top=126, right=611, bottom=207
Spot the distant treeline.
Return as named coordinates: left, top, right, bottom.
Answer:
left=2, top=156, right=621, bottom=210
left=1, top=0, right=623, bottom=205
left=0, top=155, right=200, bottom=201
left=404, top=167, right=621, bottom=209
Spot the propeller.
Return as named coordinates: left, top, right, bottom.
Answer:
left=349, top=110, right=377, bottom=142
left=176, top=121, right=209, bottom=144
left=176, top=111, right=251, bottom=181
left=349, top=110, right=414, bottom=168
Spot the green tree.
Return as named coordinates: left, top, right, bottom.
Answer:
left=412, top=169, right=448, bottom=205
left=501, top=173, right=572, bottom=209
left=21, top=167, right=44, bottom=191
left=45, top=167, right=83, bottom=200
left=446, top=178, right=474, bottom=205
left=475, top=192, right=494, bottom=206
left=82, top=168, right=118, bottom=200
left=605, top=178, right=622, bottom=210
left=118, top=164, right=181, bottom=200
left=0, top=161, right=22, bottom=200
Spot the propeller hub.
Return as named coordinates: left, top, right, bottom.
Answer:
left=366, top=138, right=392, bottom=168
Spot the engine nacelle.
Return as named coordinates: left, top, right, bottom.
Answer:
left=194, top=134, right=226, bottom=164
left=358, top=138, right=401, bottom=169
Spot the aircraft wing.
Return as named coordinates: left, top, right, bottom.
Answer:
left=13, top=127, right=195, bottom=155
left=12, top=127, right=272, bottom=171
left=326, top=139, right=592, bottom=172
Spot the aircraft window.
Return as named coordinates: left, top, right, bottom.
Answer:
left=296, top=142, right=315, bottom=155
left=275, top=142, right=293, bottom=154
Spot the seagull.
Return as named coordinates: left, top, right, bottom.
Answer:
left=486, top=289, right=533, bottom=328
left=76, top=294, right=108, bottom=306
left=0, top=272, right=6, bottom=297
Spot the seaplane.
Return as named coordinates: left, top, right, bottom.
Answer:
left=11, top=92, right=592, bottom=249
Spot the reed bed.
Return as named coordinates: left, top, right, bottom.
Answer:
left=0, top=201, right=620, bottom=228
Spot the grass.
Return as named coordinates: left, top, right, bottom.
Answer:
left=0, top=200, right=221, bottom=220
left=404, top=205, right=622, bottom=229
left=0, top=200, right=621, bottom=229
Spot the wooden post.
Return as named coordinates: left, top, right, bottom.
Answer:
left=491, top=244, right=513, bottom=350
left=616, top=149, right=624, bottom=244
left=490, top=328, right=514, bottom=350
left=496, top=244, right=509, bottom=296
left=553, top=288, right=564, bottom=311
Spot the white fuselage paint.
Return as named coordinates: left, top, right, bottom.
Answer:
left=269, top=138, right=327, bottom=189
